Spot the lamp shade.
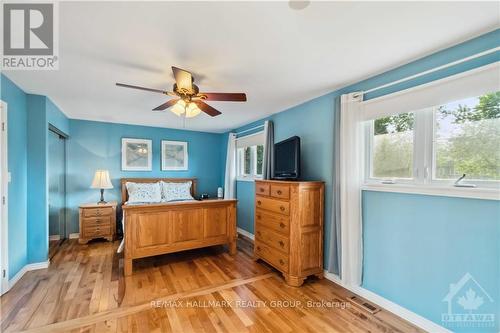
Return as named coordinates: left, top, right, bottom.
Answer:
left=91, top=170, right=113, bottom=189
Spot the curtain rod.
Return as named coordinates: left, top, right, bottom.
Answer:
left=235, top=124, right=265, bottom=136
left=359, top=46, right=499, bottom=96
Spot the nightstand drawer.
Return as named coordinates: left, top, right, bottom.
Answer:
left=83, top=207, right=113, bottom=217
left=79, top=202, right=117, bottom=244
left=83, top=225, right=111, bottom=238
left=82, top=216, right=111, bottom=228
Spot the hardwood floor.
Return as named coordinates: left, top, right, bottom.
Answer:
left=1, top=237, right=425, bottom=333
left=48, top=239, right=62, bottom=260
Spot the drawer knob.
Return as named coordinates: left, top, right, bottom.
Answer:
left=280, top=206, right=285, bottom=211
left=279, top=259, right=284, bottom=265
left=257, top=201, right=262, bottom=206
left=279, top=222, right=285, bottom=228
left=257, top=215, right=261, bottom=220
left=260, top=188, right=264, bottom=192
left=277, top=190, right=282, bottom=195
left=279, top=240, right=284, bottom=247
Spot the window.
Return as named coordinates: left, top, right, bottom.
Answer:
left=370, top=112, right=415, bottom=180
left=237, top=132, right=265, bottom=181
left=434, top=93, right=500, bottom=182
left=366, top=91, right=500, bottom=188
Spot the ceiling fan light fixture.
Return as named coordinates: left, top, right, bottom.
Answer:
left=170, top=101, right=186, bottom=116
left=185, top=102, right=201, bottom=118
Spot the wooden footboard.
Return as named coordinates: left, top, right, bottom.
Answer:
left=122, top=199, right=237, bottom=275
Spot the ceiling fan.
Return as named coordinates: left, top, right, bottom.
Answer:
left=116, top=66, right=247, bottom=118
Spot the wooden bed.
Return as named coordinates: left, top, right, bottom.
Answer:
left=121, top=178, right=237, bottom=275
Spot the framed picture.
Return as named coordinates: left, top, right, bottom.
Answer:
left=121, top=138, right=152, bottom=171
left=161, top=140, right=188, bottom=171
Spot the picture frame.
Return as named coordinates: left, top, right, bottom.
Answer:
left=161, top=140, right=188, bottom=171
left=121, top=138, right=152, bottom=171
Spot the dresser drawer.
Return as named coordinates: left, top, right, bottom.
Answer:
left=255, top=224, right=289, bottom=253
left=270, top=184, right=290, bottom=200
left=255, top=183, right=270, bottom=196
left=83, top=225, right=111, bottom=238
left=255, top=209, right=289, bottom=235
left=255, top=197, right=289, bottom=215
left=255, top=241, right=289, bottom=273
left=82, top=216, right=111, bottom=228
left=83, top=207, right=113, bottom=217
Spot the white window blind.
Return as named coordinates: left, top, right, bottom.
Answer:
left=360, top=62, right=500, bottom=120
left=236, top=131, right=264, bottom=148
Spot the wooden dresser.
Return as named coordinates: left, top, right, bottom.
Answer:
left=79, top=202, right=117, bottom=244
left=254, top=180, right=324, bottom=287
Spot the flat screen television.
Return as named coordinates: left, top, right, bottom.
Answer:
left=273, top=136, right=300, bottom=180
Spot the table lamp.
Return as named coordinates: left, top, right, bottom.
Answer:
left=91, top=170, right=114, bottom=204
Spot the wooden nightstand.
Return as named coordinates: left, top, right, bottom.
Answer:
left=79, top=202, right=117, bottom=244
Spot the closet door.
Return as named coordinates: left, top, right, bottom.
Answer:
left=48, top=130, right=66, bottom=257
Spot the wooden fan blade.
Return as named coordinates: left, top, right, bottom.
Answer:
left=116, top=83, right=170, bottom=94
left=153, top=99, right=179, bottom=111
left=171, top=66, right=193, bottom=92
left=193, top=100, right=222, bottom=117
left=198, top=92, right=247, bottom=102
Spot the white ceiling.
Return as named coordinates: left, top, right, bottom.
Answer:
left=4, top=1, right=499, bottom=133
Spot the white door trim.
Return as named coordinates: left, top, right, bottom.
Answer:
left=0, top=101, right=9, bottom=295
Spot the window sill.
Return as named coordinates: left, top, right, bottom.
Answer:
left=362, top=183, right=500, bottom=201
left=236, top=177, right=263, bottom=182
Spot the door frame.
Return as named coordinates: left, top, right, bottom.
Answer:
left=0, top=101, right=9, bottom=294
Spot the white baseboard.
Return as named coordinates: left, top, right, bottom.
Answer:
left=7, top=260, right=50, bottom=292
left=69, top=233, right=79, bottom=239
left=237, top=228, right=254, bottom=241
left=323, top=271, right=451, bottom=333
left=49, top=235, right=60, bottom=241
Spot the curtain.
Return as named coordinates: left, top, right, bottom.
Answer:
left=224, top=133, right=237, bottom=199
left=262, top=120, right=274, bottom=180
left=339, top=92, right=364, bottom=286
left=328, top=96, right=342, bottom=276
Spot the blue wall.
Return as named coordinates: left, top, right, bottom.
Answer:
left=0, top=76, right=70, bottom=276
left=26, top=95, right=49, bottom=264
left=230, top=29, right=500, bottom=331
left=1, top=75, right=28, bottom=279
left=46, top=97, right=69, bottom=135
left=66, top=119, right=226, bottom=233
left=233, top=93, right=335, bottom=236
left=363, top=191, right=499, bottom=332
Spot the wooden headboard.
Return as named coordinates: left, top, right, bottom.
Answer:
left=121, top=178, right=197, bottom=203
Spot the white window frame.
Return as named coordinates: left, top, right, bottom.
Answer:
left=236, top=131, right=264, bottom=182
left=364, top=101, right=500, bottom=200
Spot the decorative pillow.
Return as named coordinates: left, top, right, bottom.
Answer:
left=161, top=181, right=194, bottom=202
left=126, top=182, right=162, bottom=203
